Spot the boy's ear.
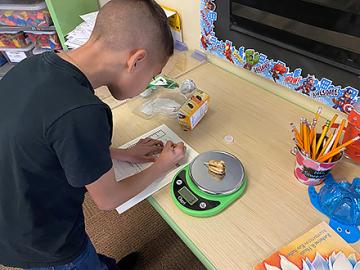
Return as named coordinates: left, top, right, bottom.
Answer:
left=127, top=49, right=147, bottom=73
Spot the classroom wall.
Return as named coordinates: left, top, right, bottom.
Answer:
left=156, top=1, right=334, bottom=116
left=98, top=0, right=333, bottom=117
left=155, top=0, right=201, bottom=51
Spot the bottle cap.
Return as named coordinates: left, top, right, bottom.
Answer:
left=224, top=135, right=234, bottom=144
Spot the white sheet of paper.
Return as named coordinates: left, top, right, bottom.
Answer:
left=114, top=124, right=198, bottom=214
left=80, top=11, right=98, bottom=23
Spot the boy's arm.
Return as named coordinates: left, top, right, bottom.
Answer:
left=110, top=138, right=163, bottom=163
left=86, top=141, right=185, bottom=210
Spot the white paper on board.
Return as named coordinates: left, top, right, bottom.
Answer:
left=113, top=124, right=198, bottom=214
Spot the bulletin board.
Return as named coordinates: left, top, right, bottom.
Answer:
left=200, top=0, right=359, bottom=114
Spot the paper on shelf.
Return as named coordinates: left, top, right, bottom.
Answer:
left=113, top=124, right=198, bottom=214
left=65, top=12, right=98, bottom=49
left=80, top=11, right=98, bottom=23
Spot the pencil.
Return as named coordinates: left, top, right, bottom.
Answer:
left=311, top=131, right=317, bottom=159
left=305, top=119, right=310, bottom=146
left=305, top=119, right=311, bottom=132
left=328, top=119, right=346, bottom=162
left=309, top=119, right=317, bottom=144
left=290, top=123, right=302, bottom=144
left=318, top=136, right=360, bottom=162
left=303, top=121, right=310, bottom=154
left=312, top=107, right=322, bottom=133
left=293, top=138, right=304, bottom=151
left=296, top=133, right=303, bottom=146
left=315, top=120, right=331, bottom=155
left=317, top=132, right=334, bottom=159
left=314, top=107, right=322, bottom=122
left=327, top=114, right=338, bottom=135
left=335, top=135, right=360, bottom=149
left=325, top=128, right=339, bottom=152
left=300, top=117, right=305, bottom=140
left=309, top=107, right=322, bottom=143
left=317, top=149, right=345, bottom=163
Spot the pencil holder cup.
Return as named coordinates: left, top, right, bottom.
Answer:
left=294, top=148, right=342, bottom=186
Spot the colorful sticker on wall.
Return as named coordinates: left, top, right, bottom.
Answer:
left=200, top=0, right=359, bottom=114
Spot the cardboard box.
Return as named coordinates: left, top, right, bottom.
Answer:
left=178, top=89, right=209, bottom=130
left=161, top=5, right=183, bottom=43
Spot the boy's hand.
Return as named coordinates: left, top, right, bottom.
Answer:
left=153, top=141, right=186, bottom=173
left=123, top=138, right=164, bottom=163
left=90, top=141, right=186, bottom=210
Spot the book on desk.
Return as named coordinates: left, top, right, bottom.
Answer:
left=255, top=222, right=359, bottom=270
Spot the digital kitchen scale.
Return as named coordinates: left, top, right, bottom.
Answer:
left=171, top=151, right=247, bottom=217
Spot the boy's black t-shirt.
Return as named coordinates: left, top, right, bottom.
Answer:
left=0, top=52, right=113, bottom=268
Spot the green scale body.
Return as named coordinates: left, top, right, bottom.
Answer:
left=171, top=165, right=247, bottom=217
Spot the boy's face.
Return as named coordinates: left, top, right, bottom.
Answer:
left=108, top=53, right=167, bottom=100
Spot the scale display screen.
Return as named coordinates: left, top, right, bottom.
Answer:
left=179, top=186, right=198, bottom=205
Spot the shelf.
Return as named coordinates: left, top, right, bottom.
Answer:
left=0, top=26, right=56, bottom=32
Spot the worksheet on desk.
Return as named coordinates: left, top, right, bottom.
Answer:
left=113, top=124, right=198, bottom=214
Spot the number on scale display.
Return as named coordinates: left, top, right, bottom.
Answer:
left=178, top=186, right=198, bottom=205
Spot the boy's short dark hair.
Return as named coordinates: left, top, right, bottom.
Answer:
left=142, top=0, right=174, bottom=59
left=92, top=0, right=174, bottom=61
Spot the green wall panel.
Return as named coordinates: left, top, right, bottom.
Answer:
left=45, top=0, right=99, bottom=50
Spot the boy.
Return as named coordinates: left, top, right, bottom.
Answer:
left=0, top=0, right=185, bottom=269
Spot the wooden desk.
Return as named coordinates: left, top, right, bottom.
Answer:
left=110, top=62, right=360, bottom=270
